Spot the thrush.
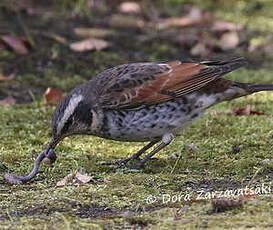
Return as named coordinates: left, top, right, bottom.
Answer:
left=4, top=57, right=273, bottom=184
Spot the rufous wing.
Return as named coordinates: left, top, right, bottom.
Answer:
left=99, top=58, right=245, bottom=109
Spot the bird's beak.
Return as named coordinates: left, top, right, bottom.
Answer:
left=43, top=138, right=59, bottom=165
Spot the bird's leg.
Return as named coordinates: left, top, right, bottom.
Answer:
left=102, top=140, right=159, bottom=166
left=128, top=133, right=174, bottom=170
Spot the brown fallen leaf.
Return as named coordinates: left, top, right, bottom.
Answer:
left=211, top=197, right=246, bottom=213
left=41, top=32, right=67, bottom=44
left=74, top=28, right=113, bottom=38
left=56, top=171, right=94, bottom=187
left=75, top=171, right=93, bottom=184
left=44, top=87, right=63, bottom=105
left=0, top=35, right=29, bottom=55
left=0, top=71, right=16, bottom=81
left=159, top=7, right=212, bottom=29
left=211, top=20, right=241, bottom=32
left=190, top=42, right=209, bottom=57
left=69, top=38, right=110, bottom=52
left=217, top=31, right=239, bottom=51
left=109, top=14, right=145, bottom=28
left=56, top=173, right=74, bottom=187
left=232, top=105, right=264, bottom=116
left=119, top=1, right=141, bottom=14
left=0, top=96, right=16, bottom=106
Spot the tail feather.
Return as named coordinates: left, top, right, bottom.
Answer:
left=201, top=57, right=247, bottom=76
left=247, top=83, right=273, bottom=93
left=230, top=81, right=273, bottom=100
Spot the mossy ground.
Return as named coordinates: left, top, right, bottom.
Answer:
left=0, top=0, right=273, bottom=229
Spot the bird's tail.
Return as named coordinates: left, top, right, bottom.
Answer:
left=246, top=83, right=273, bottom=93
left=201, top=57, right=247, bottom=75
left=230, top=82, right=273, bottom=99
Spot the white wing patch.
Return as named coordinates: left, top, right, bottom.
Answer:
left=57, top=94, right=83, bottom=135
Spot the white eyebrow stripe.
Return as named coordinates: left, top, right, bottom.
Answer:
left=57, top=94, right=83, bottom=135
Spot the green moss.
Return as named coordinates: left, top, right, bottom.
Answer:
left=1, top=0, right=273, bottom=229
left=1, top=70, right=273, bottom=229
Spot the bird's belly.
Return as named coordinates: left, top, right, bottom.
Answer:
left=102, top=97, right=205, bottom=142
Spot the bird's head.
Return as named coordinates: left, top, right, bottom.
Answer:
left=45, top=85, right=94, bottom=157
left=3, top=84, right=96, bottom=184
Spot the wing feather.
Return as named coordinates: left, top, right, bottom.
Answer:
left=94, top=58, right=246, bottom=109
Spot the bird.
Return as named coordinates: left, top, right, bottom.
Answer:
left=4, top=57, right=273, bottom=184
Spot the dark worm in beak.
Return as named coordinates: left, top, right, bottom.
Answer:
left=4, top=150, right=47, bottom=185
left=4, top=139, right=58, bottom=185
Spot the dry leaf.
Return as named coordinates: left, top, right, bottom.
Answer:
left=190, top=43, right=209, bottom=57
left=232, top=105, right=264, bottom=116
left=109, top=15, right=145, bottom=28
left=0, top=96, right=16, bottom=106
left=0, top=71, right=16, bottom=81
left=44, top=87, right=63, bottom=105
left=211, top=198, right=245, bottom=213
left=217, top=31, right=239, bottom=50
left=74, top=28, right=113, bottom=38
left=41, top=32, right=67, bottom=44
left=119, top=1, right=141, bottom=14
left=56, top=173, right=73, bottom=187
left=56, top=171, right=93, bottom=187
left=159, top=7, right=212, bottom=28
left=69, top=38, right=110, bottom=52
left=160, top=17, right=196, bottom=28
left=0, top=35, right=29, bottom=55
left=75, top=171, right=93, bottom=184
left=212, top=20, right=241, bottom=32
